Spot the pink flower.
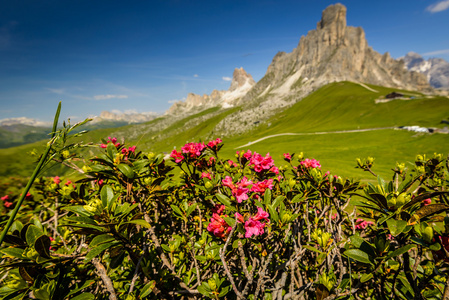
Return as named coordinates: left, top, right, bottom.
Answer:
left=207, top=138, right=222, bottom=149
left=128, top=146, right=136, bottom=153
left=270, top=166, right=279, bottom=174
left=238, top=177, right=253, bottom=188
left=97, top=179, right=104, bottom=187
left=249, top=152, right=275, bottom=173
left=422, top=198, right=431, bottom=206
left=301, top=158, right=321, bottom=169
left=244, top=219, right=265, bottom=238
left=251, top=179, right=274, bottom=194
left=1, top=195, right=10, bottom=201
left=235, top=212, right=245, bottom=223
left=201, top=172, right=212, bottom=180
left=228, top=160, right=238, bottom=168
left=212, top=204, right=225, bottom=215
left=283, top=153, right=291, bottom=161
left=222, top=176, right=235, bottom=189
left=4, top=201, right=13, bottom=208
left=53, top=176, right=61, bottom=184
left=181, top=142, right=206, bottom=158
left=355, top=218, right=374, bottom=230
left=253, top=207, right=269, bottom=221
left=20, top=193, right=33, bottom=200
left=208, top=157, right=216, bottom=166
left=170, top=149, right=185, bottom=163
left=243, top=150, right=252, bottom=160
left=100, top=137, right=120, bottom=148
left=207, top=213, right=231, bottom=238
left=234, top=187, right=249, bottom=203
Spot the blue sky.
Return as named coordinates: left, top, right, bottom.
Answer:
left=1, top=0, right=448, bottom=124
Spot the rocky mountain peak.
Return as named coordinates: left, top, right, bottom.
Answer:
left=317, top=3, right=346, bottom=30
left=402, top=52, right=449, bottom=89
left=229, top=67, right=256, bottom=92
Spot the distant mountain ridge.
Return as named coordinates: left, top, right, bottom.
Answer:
left=401, top=52, right=449, bottom=90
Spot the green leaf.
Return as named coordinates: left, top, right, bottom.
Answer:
left=267, top=205, right=279, bottom=222
left=386, top=219, right=408, bottom=236
left=106, top=142, right=117, bottom=159
left=123, top=219, right=153, bottom=229
left=25, top=225, right=43, bottom=247
left=71, top=293, right=95, bottom=300
left=223, top=216, right=236, bottom=227
left=303, top=245, right=323, bottom=254
left=100, top=185, right=114, bottom=209
left=0, top=248, right=25, bottom=259
left=360, top=273, right=373, bottom=283
left=386, top=244, right=415, bottom=259
left=117, top=164, right=134, bottom=179
left=61, top=205, right=91, bottom=216
left=186, top=203, right=197, bottom=217
left=272, top=196, right=284, bottom=209
left=34, top=235, right=51, bottom=259
left=85, top=241, right=117, bottom=263
left=216, top=194, right=232, bottom=207
left=170, top=205, right=184, bottom=218
left=140, top=281, right=156, bottom=298
left=89, top=234, right=115, bottom=248
left=344, top=249, right=373, bottom=265
left=264, top=189, right=272, bottom=205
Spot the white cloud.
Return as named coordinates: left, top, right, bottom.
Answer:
left=193, top=74, right=199, bottom=78
left=426, top=0, right=449, bottom=13
left=93, top=94, right=128, bottom=100
left=422, top=49, right=449, bottom=56
left=47, top=88, right=65, bottom=94
left=168, top=97, right=185, bottom=104
left=222, top=76, right=232, bottom=81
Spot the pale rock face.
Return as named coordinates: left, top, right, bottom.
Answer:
left=166, top=67, right=256, bottom=115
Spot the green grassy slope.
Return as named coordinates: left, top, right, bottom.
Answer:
left=1, top=82, right=448, bottom=180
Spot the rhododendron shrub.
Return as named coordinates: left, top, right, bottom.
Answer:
left=1, top=125, right=449, bottom=299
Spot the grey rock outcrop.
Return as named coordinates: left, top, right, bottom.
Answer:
left=402, top=52, right=449, bottom=89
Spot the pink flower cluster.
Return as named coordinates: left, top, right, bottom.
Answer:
left=301, top=158, right=321, bottom=169
left=207, top=138, right=222, bottom=150
left=207, top=205, right=231, bottom=238
left=250, top=179, right=274, bottom=194
left=236, top=207, right=270, bottom=238
left=1, top=195, right=13, bottom=208
left=170, top=141, right=208, bottom=163
left=355, top=218, right=374, bottom=230
left=53, top=176, right=61, bottom=184
left=222, top=176, right=253, bottom=203
left=121, top=145, right=137, bottom=158
left=100, top=137, right=120, bottom=148
left=240, top=150, right=278, bottom=174
left=283, top=153, right=291, bottom=161
left=201, top=172, right=212, bottom=180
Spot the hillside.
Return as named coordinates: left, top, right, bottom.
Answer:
left=1, top=81, right=447, bottom=180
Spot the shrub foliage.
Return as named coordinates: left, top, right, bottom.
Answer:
left=0, top=118, right=448, bottom=300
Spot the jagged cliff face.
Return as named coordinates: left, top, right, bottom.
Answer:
left=166, top=67, right=255, bottom=115
left=217, top=3, right=431, bottom=135
left=240, top=3, right=430, bottom=106
left=402, top=52, right=449, bottom=90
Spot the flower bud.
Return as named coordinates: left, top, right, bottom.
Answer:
left=422, top=225, right=433, bottom=243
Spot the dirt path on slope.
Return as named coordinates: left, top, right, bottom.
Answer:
left=235, top=127, right=396, bottom=149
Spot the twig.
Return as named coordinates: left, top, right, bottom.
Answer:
left=92, top=258, right=117, bottom=300
left=219, top=221, right=244, bottom=299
